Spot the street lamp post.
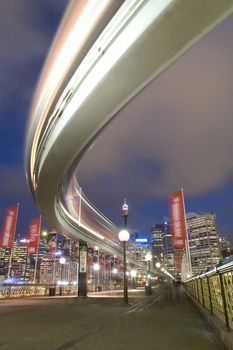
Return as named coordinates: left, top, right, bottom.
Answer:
left=120, top=198, right=129, bottom=304
left=145, top=252, right=152, bottom=286
left=145, top=252, right=152, bottom=296
left=118, top=229, right=130, bottom=304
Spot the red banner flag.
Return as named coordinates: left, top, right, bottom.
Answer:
left=169, top=190, right=187, bottom=249
left=0, top=206, right=18, bottom=248
left=27, top=218, right=41, bottom=254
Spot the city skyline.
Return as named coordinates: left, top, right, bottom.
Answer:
left=0, top=1, right=233, bottom=239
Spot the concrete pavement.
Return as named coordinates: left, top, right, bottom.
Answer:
left=0, top=284, right=228, bottom=350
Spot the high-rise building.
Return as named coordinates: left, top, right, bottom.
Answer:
left=0, top=247, right=11, bottom=281
left=11, top=239, right=30, bottom=281
left=129, top=234, right=149, bottom=260
left=39, top=233, right=79, bottom=284
left=186, top=212, right=220, bottom=275
left=162, top=221, right=175, bottom=274
left=151, top=225, right=164, bottom=266
left=150, top=222, right=175, bottom=274
left=218, top=233, right=232, bottom=258
left=39, top=257, right=54, bottom=284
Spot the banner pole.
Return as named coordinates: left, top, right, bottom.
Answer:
left=7, top=203, right=19, bottom=279
left=79, top=187, right=82, bottom=225
left=181, top=189, right=192, bottom=277
left=33, top=216, right=42, bottom=284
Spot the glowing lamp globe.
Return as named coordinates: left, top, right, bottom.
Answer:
left=118, top=229, right=130, bottom=242
left=145, top=252, right=152, bottom=261
left=59, top=257, right=66, bottom=264
left=93, top=263, right=100, bottom=271
left=131, top=270, right=137, bottom=277
left=41, top=231, right=48, bottom=237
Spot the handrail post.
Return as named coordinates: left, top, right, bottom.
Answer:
left=200, top=278, right=205, bottom=307
left=219, top=272, right=230, bottom=329
left=206, top=276, right=213, bottom=314
left=196, top=279, right=200, bottom=303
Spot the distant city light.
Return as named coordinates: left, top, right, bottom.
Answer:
left=131, top=270, right=137, bottom=277
left=20, top=239, right=28, bottom=243
left=135, top=238, right=148, bottom=243
left=57, top=280, right=68, bottom=285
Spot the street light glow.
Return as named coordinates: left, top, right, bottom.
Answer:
left=145, top=252, right=152, bottom=261
left=93, top=263, right=100, bottom=271
left=59, top=257, right=66, bottom=264
left=118, top=229, right=130, bottom=242
left=131, top=269, right=137, bottom=277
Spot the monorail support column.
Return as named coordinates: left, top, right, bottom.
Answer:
left=78, top=242, right=88, bottom=297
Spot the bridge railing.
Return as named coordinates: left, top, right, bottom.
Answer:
left=0, top=282, right=127, bottom=299
left=0, top=284, right=78, bottom=299
left=184, top=257, right=233, bottom=330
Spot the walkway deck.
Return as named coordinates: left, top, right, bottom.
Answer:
left=0, top=284, right=228, bottom=350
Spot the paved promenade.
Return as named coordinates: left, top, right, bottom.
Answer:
left=0, top=284, right=227, bottom=350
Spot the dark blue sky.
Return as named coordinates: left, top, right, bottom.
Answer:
left=0, top=0, right=67, bottom=234
left=0, top=1, right=233, bottom=240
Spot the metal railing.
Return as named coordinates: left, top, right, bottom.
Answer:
left=184, top=256, right=233, bottom=330
left=0, top=284, right=78, bottom=299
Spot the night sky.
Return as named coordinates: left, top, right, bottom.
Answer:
left=1, top=1, right=233, bottom=240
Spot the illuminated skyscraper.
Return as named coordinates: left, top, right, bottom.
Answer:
left=151, top=225, right=164, bottom=266
left=162, top=221, right=175, bottom=274
left=186, top=212, right=220, bottom=274
left=151, top=222, right=175, bottom=274
left=128, top=235, right=150, bottom=265
left=218, top=233, right=231, bottom=257
left=10, top=240, right=30, bottom=281
left=0, top=248, right=10, bottom=281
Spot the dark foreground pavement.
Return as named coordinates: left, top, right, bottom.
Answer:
left=0, top=285, right=227, bottom=350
